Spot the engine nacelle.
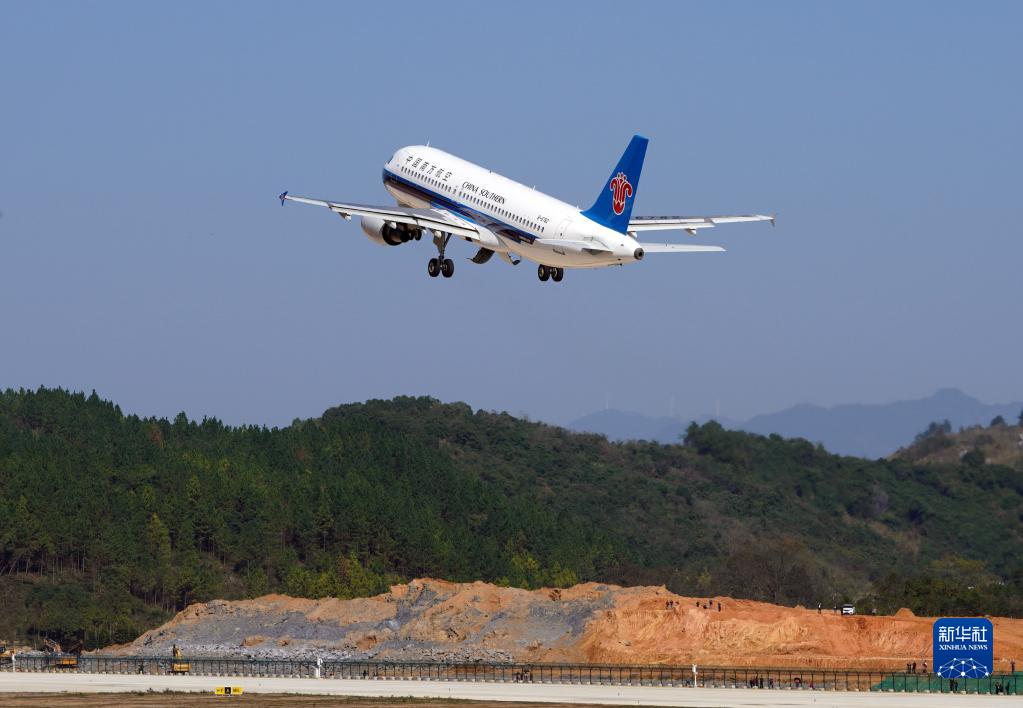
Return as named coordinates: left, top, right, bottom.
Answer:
left=360, top=216, right=411, bottom=246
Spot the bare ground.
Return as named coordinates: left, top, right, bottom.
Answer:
left=105, top=578, right=1023, bottom=672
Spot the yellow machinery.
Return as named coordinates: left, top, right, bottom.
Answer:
left=43, top=638, right=79, bottom=670
left=170, top=644, right=190, bottom=674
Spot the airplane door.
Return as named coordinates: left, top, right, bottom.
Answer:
left=556, top=218, right=573, bottom=239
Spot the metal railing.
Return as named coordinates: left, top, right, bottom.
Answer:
left=1, top=655, right=1019, bottom=694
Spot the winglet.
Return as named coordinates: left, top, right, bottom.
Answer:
left=278, top=191, right=288, bottom=206
left=770, top=215, right=776, bottom=227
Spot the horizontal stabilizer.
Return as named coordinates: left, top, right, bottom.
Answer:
left=640, top=244, right=725, bottom=253
left=629, top=214, right=774, bottom=233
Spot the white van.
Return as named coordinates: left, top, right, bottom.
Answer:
left=841, top=604, right=855, bottom=615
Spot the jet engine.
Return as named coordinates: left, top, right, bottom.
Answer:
left=360, top=216, right=419, bottom=246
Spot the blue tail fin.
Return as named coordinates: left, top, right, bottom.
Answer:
left=581, top=134, right=648, bottom=234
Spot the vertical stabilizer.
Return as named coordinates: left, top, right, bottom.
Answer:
left=581, top=135, right=648, bottom=234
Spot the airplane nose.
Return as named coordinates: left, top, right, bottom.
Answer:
left=634, top=248, right=644, bottom=261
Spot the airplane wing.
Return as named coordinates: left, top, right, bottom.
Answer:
left=629, top=214, right=774, bottom=235
left=279, top=192, right=479, bottom=239
left=639, top=243, right=725, bottom=253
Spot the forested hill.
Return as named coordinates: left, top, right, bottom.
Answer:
left=1, top=388, right=1022, bottom=649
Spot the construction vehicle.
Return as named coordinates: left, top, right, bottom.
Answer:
left=43, top=638, right=79, bottom=670
left=170, top=644, right=190, bottom=674
left=0, top=640, right=13, bottom=666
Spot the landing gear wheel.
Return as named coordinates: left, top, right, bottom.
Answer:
left=427, top=258, right=440, bottom=277
left=538, top=265, right=550, bottom=282
left=551, top=267, right=564, bottom=283
left=441, top=258, right=454, bottom=278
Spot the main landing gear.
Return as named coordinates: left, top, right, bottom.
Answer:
left=427, top=231, right=454, bottom=279
left=428, top=257, right=454, bottom=278
left=537, top=265, right=564, bottom=283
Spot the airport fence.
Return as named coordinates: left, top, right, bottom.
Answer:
left=1, top=655, right=1019, bottom=694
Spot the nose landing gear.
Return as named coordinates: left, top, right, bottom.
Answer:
left=537, top=265, right=564, bottom=283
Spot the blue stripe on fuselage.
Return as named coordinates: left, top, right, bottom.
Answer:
left=381, top=168, right=537, bottom=244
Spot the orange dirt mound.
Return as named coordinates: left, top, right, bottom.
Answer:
left=112, top=579, right=1023, bottom=671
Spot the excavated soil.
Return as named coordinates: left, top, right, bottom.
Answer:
left=108, top=579, right=1023, bottom=671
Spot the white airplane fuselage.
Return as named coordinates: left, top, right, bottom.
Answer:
left=382, top=146, right=643, bottom=269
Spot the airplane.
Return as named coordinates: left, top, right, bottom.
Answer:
left=279, top=135, right=773, bottom=283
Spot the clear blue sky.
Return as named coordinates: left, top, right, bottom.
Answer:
left=2, top=1, right=1021, bottom=427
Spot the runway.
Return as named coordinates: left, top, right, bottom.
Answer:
left=0, top=673, right=1008, bottom=707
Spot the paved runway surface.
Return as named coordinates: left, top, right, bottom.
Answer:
left=0, top=673, right=1010, bottom=707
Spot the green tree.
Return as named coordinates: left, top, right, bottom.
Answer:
left=915, top=419, right=952, bottom=442
left=145, top=513, right=173, bottom=608
left=962, top=448, right=985, bottom=467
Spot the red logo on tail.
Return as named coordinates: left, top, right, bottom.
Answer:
left=609, top=172, right=633, bottom=215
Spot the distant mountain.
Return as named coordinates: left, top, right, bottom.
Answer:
left=568, top=389, right=1023, bottom=458
left=565, top=409, right=739, bottom=445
